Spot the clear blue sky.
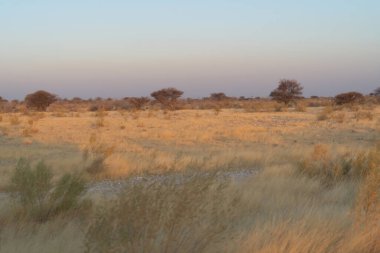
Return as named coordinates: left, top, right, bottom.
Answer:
left=0, top=0, right=379, bottom=99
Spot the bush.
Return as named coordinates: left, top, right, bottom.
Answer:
left=9, top=158, right=86, bottom=222
left=298, top=144, right=379, bottom=182
left=128, top=97, right=150, bottom=110
left=25, top=90, right=58, bottom=111
left=82, top=134, right=114, bottom=175
left=334, top=92, right=364, bottom=105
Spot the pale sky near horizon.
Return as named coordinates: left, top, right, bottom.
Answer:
left=0, top=0, right=379, bottom=99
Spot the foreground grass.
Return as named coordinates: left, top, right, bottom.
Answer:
left=1, top=154, right=378, bottom=252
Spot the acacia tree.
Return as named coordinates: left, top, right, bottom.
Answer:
left=25, top=90, right=58, bottom=111
left=269, top=79, right=303, bottom=105
left=150, top=88, right=183, bottom=110
left=210, top=93, right=228, bottom=101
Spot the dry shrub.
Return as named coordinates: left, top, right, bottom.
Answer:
left=21, top=118, right=39, bottom=137
left=295, top=102, right=306, bottom=112
left=274, top=103, right=285, bottom=112
left=213, top=106, right=222, bottom=115
left=354, top=110, right=374, bottom=121
left=317, top=106, right=334, bottom=121
left=298, top=144, right=379, bottom=182
left=93, top=109, right=107, bottom=128
left=22, top=127, right=38, bottom=137
left=354, top=144, right=380, bottom=223
left=9, top=115, right=20, bottom=125
left=85, top=173, right=240, bottom=253
left=82, top=134, right=115, bottom=175
left=131, top=111, right=139, bottom=120
left=332, top=112, right=346, bottom=123
left=128, top=97, right=150, bottom=110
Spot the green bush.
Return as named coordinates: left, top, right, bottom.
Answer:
left=9, top=158, right=87, bottom=222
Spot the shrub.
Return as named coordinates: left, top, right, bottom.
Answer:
left=25, top=90, right=58, bottom=111
left=298, top=144, right=379, bottom=183
left=9, top=115, right=20, bottom=125
left=334, top=92, right=364, bottom=105
left=269, top=79, right=303, bottom=105
left=128, top=97, right=150, bottom=110
left=9, top=158, right=86, bottom=222
left=151, top=87, right=183, bottom=110
left=83, top=134, right=114, bottom=175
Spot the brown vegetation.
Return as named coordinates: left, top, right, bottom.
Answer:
left=334, top=91, right=364, bottom=105
left=25, top=90, right=58, bottom=111
left=269, top=79, right=303, bottom=105
left=151, top=87, right=184, bottom=110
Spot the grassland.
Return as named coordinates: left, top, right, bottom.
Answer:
left=0, top=102, right=379, bottom=252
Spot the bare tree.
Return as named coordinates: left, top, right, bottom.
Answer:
left=150, top=88, right=183, bottom=110
left=25, top=90, right=58, bottom=111
left=269, top=79, right=303, bottom=105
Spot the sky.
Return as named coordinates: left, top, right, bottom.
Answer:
left=0, top=0, right=379, bottom=99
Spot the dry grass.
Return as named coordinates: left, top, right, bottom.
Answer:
left=0, top=106, right=378, bottom=179
left=0, top=104, right=379, bottom=252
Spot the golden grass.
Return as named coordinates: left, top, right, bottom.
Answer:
left=0, top=106, right=379, bottom=179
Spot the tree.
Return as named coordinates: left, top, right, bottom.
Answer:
left=128, top=97, right=150, bottom=110
left=25, top=90, right=58, bottom=111
left=150, top=88, right=183, bottom=110
left=334, top=92, right=364, bottom=105
left=210, top=93, right=228, bottom=101
left=269, top=79, right=303, bottom=105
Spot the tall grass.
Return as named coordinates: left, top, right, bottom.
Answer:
left=85, top=172, right=241, bottom=253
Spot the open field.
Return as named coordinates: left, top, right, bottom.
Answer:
left=0, top=102, right=379, bottom=252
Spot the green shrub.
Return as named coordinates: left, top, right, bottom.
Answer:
left=9, top=158, right=87, bottom=222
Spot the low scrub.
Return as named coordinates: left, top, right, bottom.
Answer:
left=9, top=159, right=87, bottom=222
left=82, top=134, right=115, bottom=175
left=298, top=144, right=380, bottom=183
